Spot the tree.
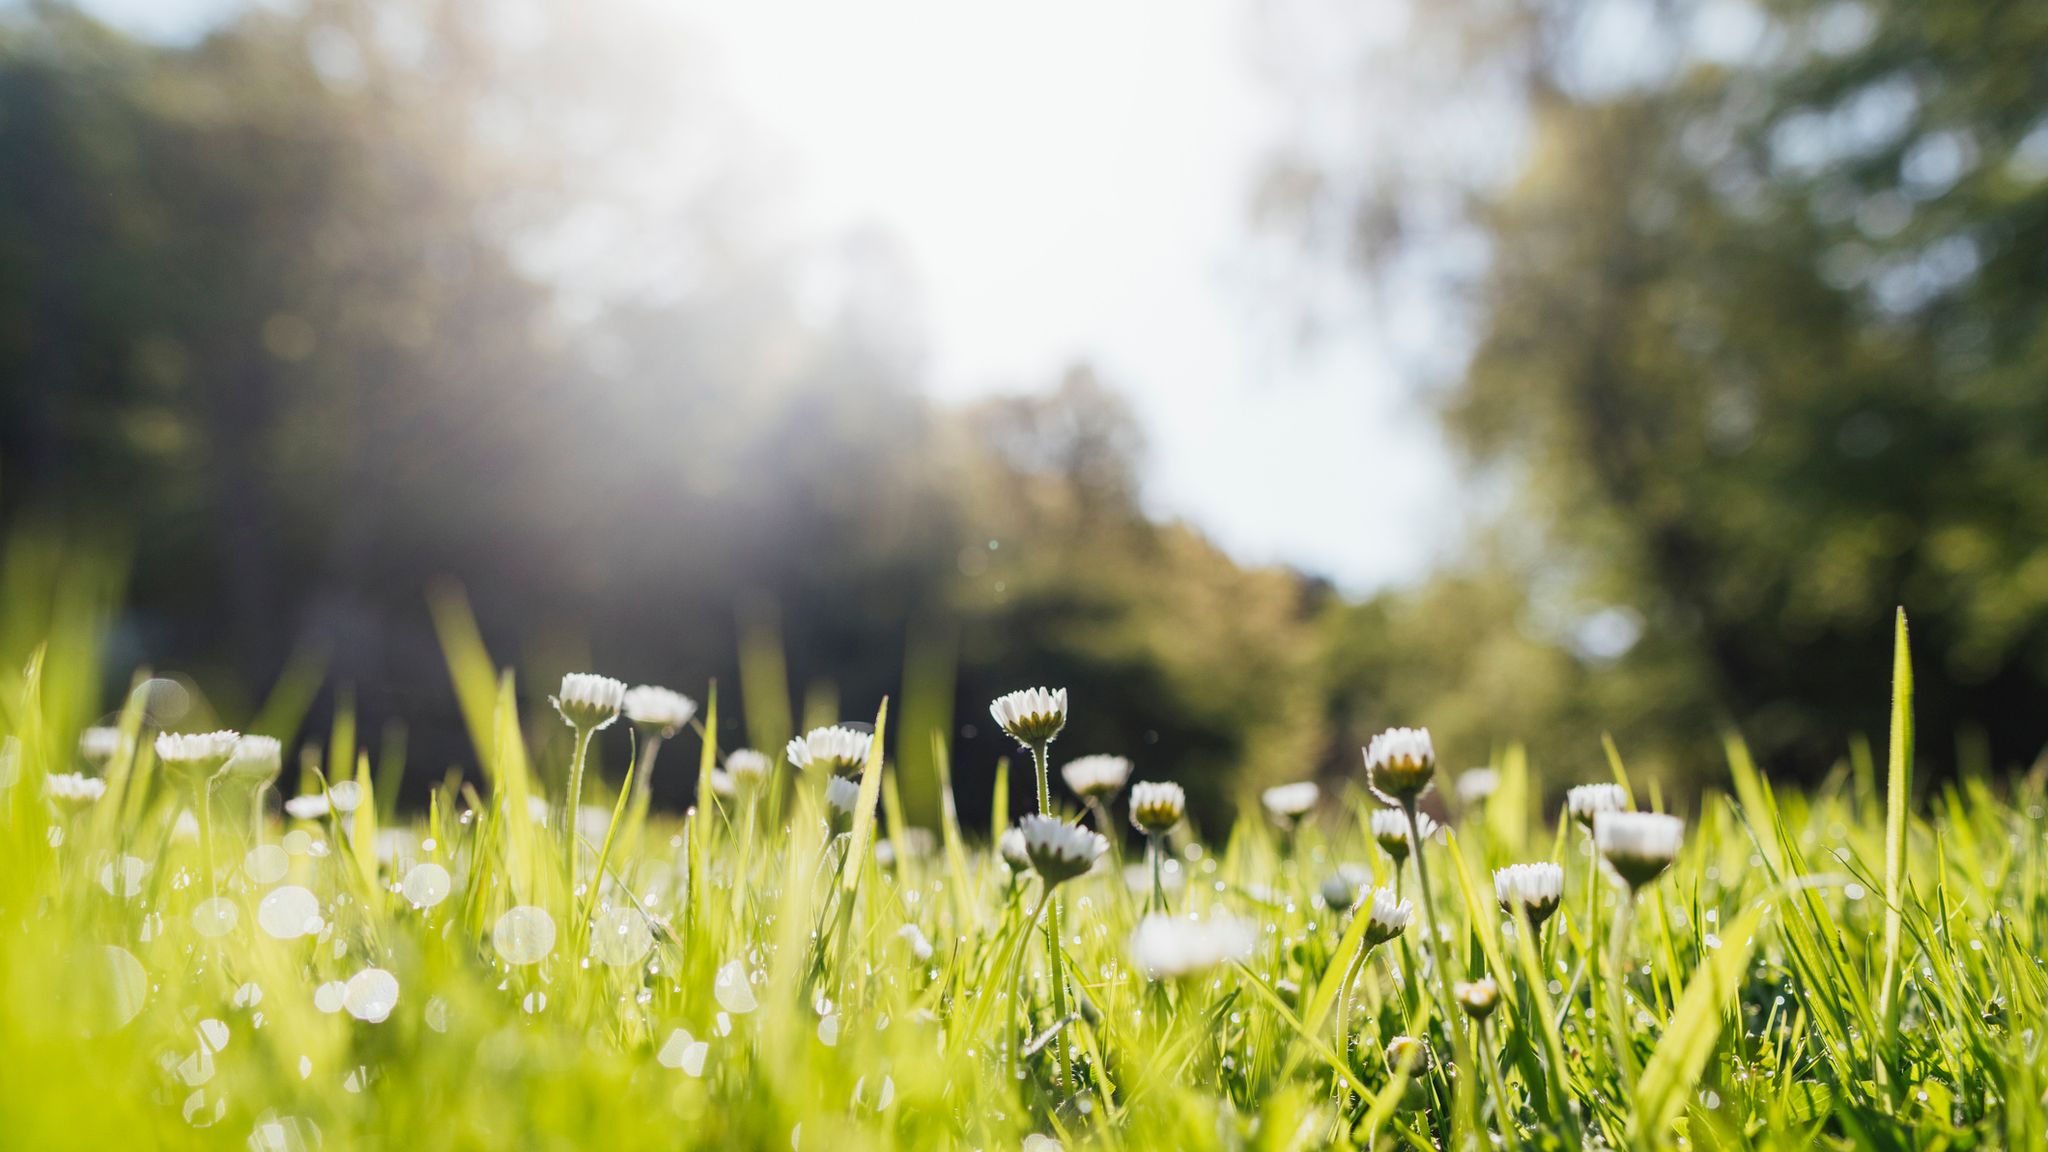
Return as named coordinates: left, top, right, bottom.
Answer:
left=1272, top=0, right=2048, bottom=780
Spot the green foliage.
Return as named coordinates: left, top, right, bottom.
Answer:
left=1292, top=0, right=2048, bottom=783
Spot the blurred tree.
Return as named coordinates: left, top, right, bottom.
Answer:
left=944, top=369, right=1334, bottom=832
left=1269, top=0, right=2048, bottom=781
left=0, top=3, right=1333, bottom=827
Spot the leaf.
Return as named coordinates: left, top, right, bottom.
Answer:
left=839, top=697, right=890, bottom=896
left=426, top=580, right=503, bottom=778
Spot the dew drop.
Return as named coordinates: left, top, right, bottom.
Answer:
left=198, top=1018, right=230, bottom=1053
left=492, top=906, right=557, bottom=966
left=244, top=844, right=290, bottom=885
left=192, top=898, right=239, bottom=938
left=401, top=863, right=452, bottom=909
left=343, top=968, right=400, bottom=1023
left=590, top=907, right=653, bottom=968
left=99, top=855, right=148, bottom=898
left=257, top=887, right=323, bottom=940
left=713, top=960, right=758, bottom=1014
left=248, top=1112, right=322, bottom=1152
left=313, top=982, right=347, bottom=1014
left=91, top=946, right=148, bottom=1034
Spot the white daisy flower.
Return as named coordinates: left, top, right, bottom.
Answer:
left=1128, top=913, right=1257, bottom=980
left=1060, top=754, right=1132, bottom=800
left=989, top=687, right=1068, bottom=748
left=897, top=923, right=934, bottom=963
left=224, top=735, right=283, bottom=785
left=45, top=771, right=107, bottom=809
left=622, top=685, right=697, bottom=738
left=1594, top=811, right=1684, bottom=889
left=1370, top=807, right=1439, bottom=863
left=1260, top=781, right=1320, bottom=825
left=552, top=673, right=626, bottom=731
left=724, top=749, right=772, bottom=787
left=1385, top=1034, right=1433, bottom=1074
left=1320, top=864, right=1369, bottom=911
left=1567, top=782, right=1630, bottom=825
left=285, top=793, right=331, bottom=821
left=79, top=726, right=130, bottom=767
left=1364, top=727, right=1437, bottom=805
left=1358, top=885, right=1414, bottom=947
left=1017, top=814, right=1107, bottom=884
left=1456, top=976, right=1500, bottom=1019
left=999, top=827, right=1033, bottom=874
left=823, top=775, right=862, bottom=834
left=1494, top=861, right=1565, bottom=927
left=707, top=769, right=737, bottom=801
left=1456, top=767, right=1499, bottom=805
left=785, top=726, right=874, bottom=778
left=155, top=730, right=241, bottom=788
left=1128, top=781, right=1186, bottom=835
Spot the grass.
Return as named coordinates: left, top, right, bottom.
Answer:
left=1, top=593, right=2045, bottom=1151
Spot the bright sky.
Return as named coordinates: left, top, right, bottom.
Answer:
left=76, top=0, right=1461, bottom=591
left=680, top=0, right=1458, bottom=590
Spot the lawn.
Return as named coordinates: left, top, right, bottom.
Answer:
left=1, top=606, right=2040, bottom=1150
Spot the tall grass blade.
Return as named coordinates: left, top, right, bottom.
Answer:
left=1878, top=608, right=1912, bottom=1043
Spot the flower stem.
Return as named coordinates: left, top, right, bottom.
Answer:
left=1605, top=888, right=1641, bottom=1092
left=193, top=785, right=218, bottom=901
left=631, top=734, right=665, bottom=803
left=1030, top=741, right=1074, bottom=1092
left=1147, top=832, right=1170, bottom=915
left=1404, top=801, right=1458, bottom=1028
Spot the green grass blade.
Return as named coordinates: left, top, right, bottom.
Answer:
left=1878, top=608, right=1913, bottom=1043
left=1631, top=901, right=1767, bottom=1144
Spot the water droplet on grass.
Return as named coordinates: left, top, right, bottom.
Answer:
left=198, top=1018, right=229, bottom=1053
left=344, top=968, right=399, bottom=1023
left=99, top=855, right=148, bottom=898
left=713, top=960, right=757, bottom=1014
left=245, top=844, right=289, bottom=884
left=493, top=906, right=556, bottom=965
left=401, top=863, right=452, bottom=908
left=590, top=907, right=653, bottom=968
left=192, top=898, right=238, bottom=938
left=257, top=887, right=322, bottom=940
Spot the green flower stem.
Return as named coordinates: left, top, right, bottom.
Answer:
left=1030, top=741, right=1074, bottom=1092
left=1147, top=832, right=1170, bottom=915
left=1404, top=801, right=1458, bottom=1029
left=193, top=785, right=218, bottom=900
left=631, top=734, right=665, bottom=803
left=1605, top=888, right=1641, bottom=1092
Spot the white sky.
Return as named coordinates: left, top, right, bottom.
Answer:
left=681, top=0, right=1458, bottom=590
left=76, top=0, right=1462, bottom=591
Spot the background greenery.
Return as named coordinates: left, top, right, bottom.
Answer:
left=3, top=0, right=2044, bottom=826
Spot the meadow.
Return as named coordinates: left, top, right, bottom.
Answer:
left=1, top=602, right=2042, bottom=1152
